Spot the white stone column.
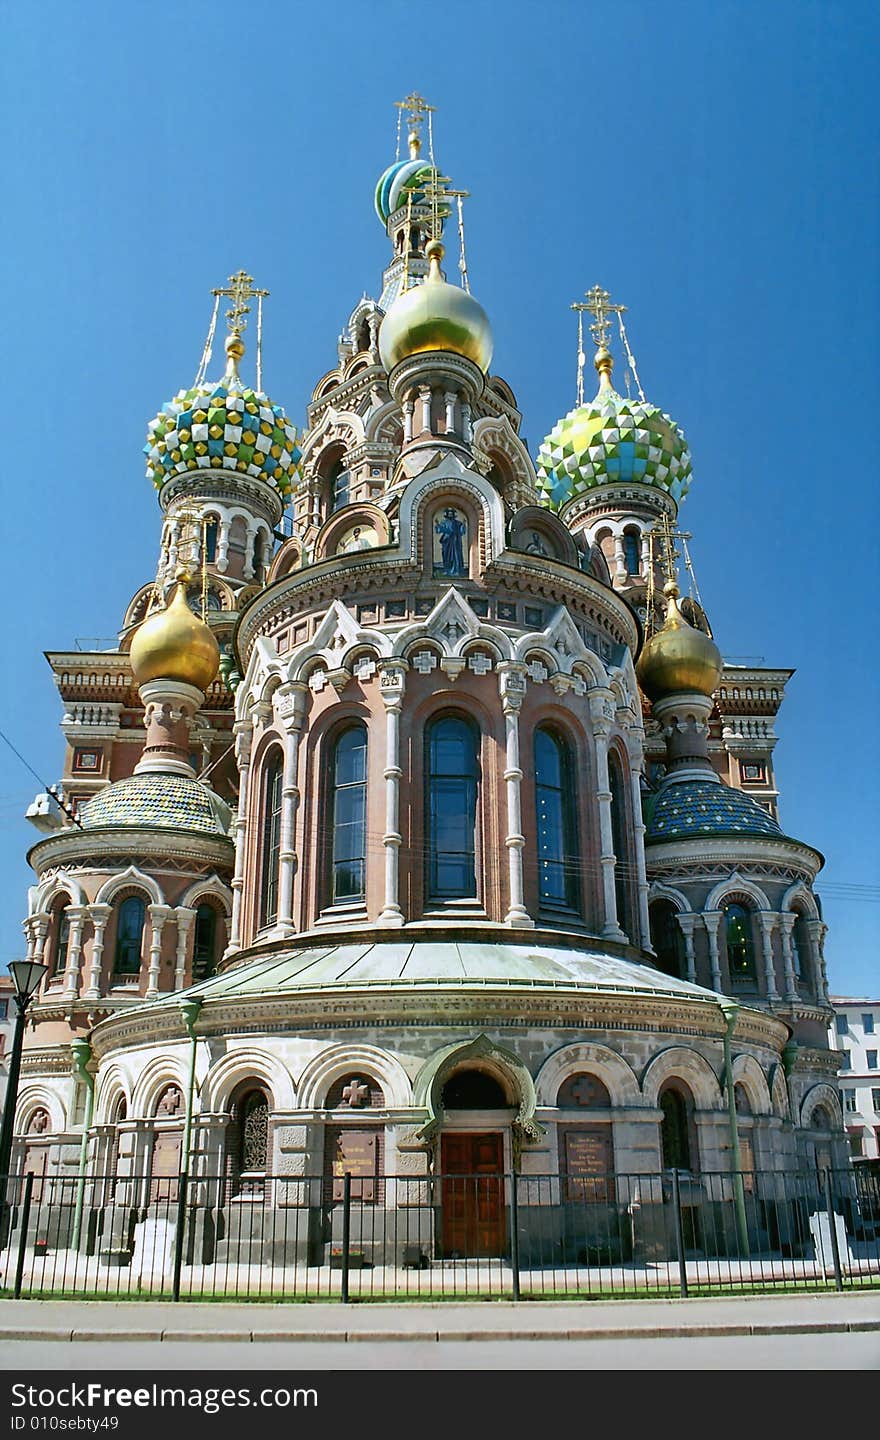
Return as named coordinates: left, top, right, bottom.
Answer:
left=676, top=912, right=698, bottom=983
left=227, top=719, right=253, bottom=956
left=402, top=397, right=414, bottom=444
left=378, top=663, right=408, bottom=925
left=612, top=534, right=627, bottom=582
left=84, top=904, right=112, bottom=998
left=779, top=911, right=798, bottom=1001
left=498, top=664, right=532, bottom=927
left=806, top=919, right=830, bottom=1001
left=639, top=531, right=650, bottom=577
left=62, top=906, right=88, bottom=999
left=146, top=905, right=172, bottom=999
left=30, top=913, right=51, bottom=969
left=627, top=745, right=651, bottom=950
left=174, top=907, right=196, bottom=990
left=418, top=385, right=432, bottom=434
left=275, top=683, right=308, bottom=936
left=167, top=519, right=180, bottom=574
left=702, top=909, right=723, bottom=991
left=460, top=397, right=472, bottom=443
left=590, top=692, right=626, bottom=941
left=216, top=519, right=231, bottom=573
left=757, top=911, right=780, bottom=1000
left=444, top=389, right=457, bottom=437
left=243, top=522, right=258, bottom=580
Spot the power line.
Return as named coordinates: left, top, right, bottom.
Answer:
left=0, top=724, right=83, bottom=829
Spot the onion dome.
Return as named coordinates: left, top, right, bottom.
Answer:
left=130, top=579, right=220, bottom=692
left=375, top=156, right=436, bottom=224
left=79, top=773, right=231, bottom=837
left=379, top=238, right=493, bottom=373
left=535, top=346, right=692, bottom=510
left=645, top=779, right=783, bottom=843
left=637, top=582, right=722, bottom=701
left=144, top=334, right=301, bottom=497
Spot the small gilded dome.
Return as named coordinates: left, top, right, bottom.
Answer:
left=536, top=351, right=692, bottom=510
left=637, top=584, right=723, bottom=701
left=379, top=239, right=493, bottom=373
left=144, top=335, right=302, bottom=496
left=129, top=580, right=221, bottom=692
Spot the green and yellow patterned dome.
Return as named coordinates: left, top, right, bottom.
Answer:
left=536, top=348, right=692, bottom=510
left=144, top=335, right=301, bottom=498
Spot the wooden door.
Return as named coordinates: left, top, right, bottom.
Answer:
left=149, top=1129, right=182, bottom=1204
left=440, top=1133, right=505, bottom=1258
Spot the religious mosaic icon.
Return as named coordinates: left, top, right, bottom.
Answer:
left=337, top=524, right=379, bottom=554
left=433, top=506, right=468, bottom=576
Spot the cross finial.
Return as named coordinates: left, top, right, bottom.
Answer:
left=420, top=171, right=468, bottom=242
left=212, top=269, right=269, bottom=336
left=395, top=92, right=435, bottom=159
left=572, top=284, right=627, bottom=350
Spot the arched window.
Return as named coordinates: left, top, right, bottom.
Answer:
left=330, top=458, right=350, bottom=512
left=791, top=913, right=810, bottom=983
left=114, top=896, right=145, bottom=975
left=328, top=725, right=368, bottom=904
left=226, top=1085, right=270, bottom=1196
left=204, top=519, right=218, bottom=564
left=534, top=726, right=580, bottom=914
left=259, top=753, right=284, bottom=928
left=623, top=530, right=641, bottom=575
left=441, top=1070, right=508, bottom=1109
left=192, top=903, right=218, bottom=981
left=608, top=752, right=630, bottom=934
left=650, top=900, right=683, bottom=977
left=660, top=1086, right=693, bottom=1171
left=426, top=715, right=479, bottom=902
left=50, top=902, right=71, bottom=979
left=725, top=902, right=757, bottom=980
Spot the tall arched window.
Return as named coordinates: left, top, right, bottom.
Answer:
left=650, top=900, right=683, bottom=977
left=50, top=902, right=71, bottom=979
left=328, top=724, right=368, bottom=904
left=226, top=1084, right=270, bottom=1197
left=330, top=458, right=350, bottom=512
left=608, top=752, right=630, bottom=934
left=792, top=913, right=810, bottom=984
left=725, top=902, right=756, bottom=980
left=623, top=529, right=641, bottom=575
left=660, top=1086, right=693, bottom=1170
left=534, top=726, right=579, bottom=914
left=114, top=896, right=145, bottom=975
left=204, top=519, right=218, bottom=563
left=426, top=715, right=479, bottom=902
left=259, top=753, right=284, bottom=928
left=192, top=903, right=218, bottom=981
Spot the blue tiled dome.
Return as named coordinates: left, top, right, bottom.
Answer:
left=645, top=779, right=782, bottom=843
left=79, top=775, right=232, bottom=838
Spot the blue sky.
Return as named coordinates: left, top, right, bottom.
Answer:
left=2, top=0, right=877, bottom=993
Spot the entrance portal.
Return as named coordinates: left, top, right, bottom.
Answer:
left=440, top=1132, right=506, bottom=1258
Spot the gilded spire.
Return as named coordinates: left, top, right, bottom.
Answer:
left=395, top=91, right=434, bottom=159
left=572, top=284, right=627, bottom=396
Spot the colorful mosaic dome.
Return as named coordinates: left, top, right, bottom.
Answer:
left=374, top=157, right=437, bottom=224
left=79, top=775, right=232, bottom=838
left=535, top=379, right=692, bottom=511
left=144, top=361, right=301, bottom=497
left=644, top=779, right=782, bottom=844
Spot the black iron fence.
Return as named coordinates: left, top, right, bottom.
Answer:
left=1, top=1165, right=878, bottom=1301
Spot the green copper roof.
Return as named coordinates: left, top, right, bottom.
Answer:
left=80, top=774, right=232, bottom=838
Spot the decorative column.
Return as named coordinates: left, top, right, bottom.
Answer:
left=174, top=907, right=196, bottom=990
left=612, top=534, right=627, bottom=582
left=676, top=912, right=699, bottom=983
left=702, top=909, right=723, bottom=991
left=146, top=905, right=172, bottom=998
left=460, top=396, right=472, bottom=443
left=498, top=663, right=532, bottom=927
left=418, top=385, right=432, bottom=434
left=757, top=912, right=780, bottom=1000
left=216, top=519, right=231, bottom=573
left=805, top=918, right=830, bottom=1002
left=167, top=518, right=180, bottom=575
left=243, top=521, right=258, bottom=580
left=639, top=532, right=650, bottom=577
left=62, top=906, right=89, bottom=1000
left=444, top=389, right=457, bottom=437
left=590, top=691, right=626, bottom=941
left=627, top=743, right=652, bottom=949
left=226, top=719, right=253, bottom=955
left=779, top=912, right=798, bottom=1001
left=84, top=904, right=112, bottom=998
left=30, top=913, right=51, bottom=968
left=274, top=682, right=308, bottom=935
left=402, top=396, right=414, bottom=444
left=378, top=663, right=408, bottom=925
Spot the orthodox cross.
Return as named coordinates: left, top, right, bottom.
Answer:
left=420, top=171, right=469, bottom=244
left=395, top=91, right=435, bottom=156
left=571, top=285, right=627, bottom=404
left=341, top=1078, right=370, bottom=1108
left=212, top=269, right=269, bottom=336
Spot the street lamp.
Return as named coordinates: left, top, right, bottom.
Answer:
left=0, top=960, right=48, bottom=1194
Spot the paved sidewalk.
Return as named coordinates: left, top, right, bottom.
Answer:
left=2, top=1291, right=878, bottom=1344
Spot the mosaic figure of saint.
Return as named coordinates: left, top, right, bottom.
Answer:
left=435, top=507, right=467, bottom=576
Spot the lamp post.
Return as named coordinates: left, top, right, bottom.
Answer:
left=0, top=960, right=48, bottom=1239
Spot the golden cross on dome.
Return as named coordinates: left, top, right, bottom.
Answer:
left=212, top=270, right=269, bottom=335
left=420, top=171, right=468, bottom=241
left=395, top=92, right=435, bottom=159
left=572, top=284, right=627, bottom=350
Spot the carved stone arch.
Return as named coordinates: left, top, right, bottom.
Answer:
left=648, top=881, right=692, bottom=913
left=781, top=881, right=820, bottom=919
left=534, top=1042, right=641, bottom=1108
left=313, top=503, right=392, bottom=561
left=399, top=464, right=507, bottom=570
left=705, top=873, right=772, bottom=914
left=95, top=866, right=165, bottom=908
left=507, top=505, right=579, bottom=568
left=288, top=598, right=391, bottom=682
left=296, top=1044, right=412, bottom=1111
left=234, top=636, right=284, bottom=721
left=767, top=1062, right=790, bottom=1119
left=800, top=1082, right=843, bottom=1129
left=641, top=1046, right=723, bottom=1110
left=311, top=367, right=343, bottom=404
left=201, top=1047, right=296, bottom=1113
left=731, top=1054, right=772, bottom=1115
left=122, top=582, right=160, bottom=632
left=365, top=399, right=402, bottom=443
left=132, top=1054, right=190, bottom=1119
left=268, top=536, right=304, bottom=582
left=35, top=872, right=87, bottom=914
left=514, top=605, right=608, bottom=684
left=413, top=1035, right=543, bottom=1142
left=257, top=668, right=284, bottom=713
left=15, top=1086, right=66, bottom=1135
left=471, top=414, right=537, bottom=491
left=179, top=874, right=232, bottom=916
left=95, top=1064, right=132, bottom=1124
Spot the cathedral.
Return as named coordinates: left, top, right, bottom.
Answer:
left=12, top=96, right=845, bottom=1269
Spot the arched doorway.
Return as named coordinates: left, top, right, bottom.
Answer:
left=439, top=1068, right=510, bottom=1259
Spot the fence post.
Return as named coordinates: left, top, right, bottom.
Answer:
left=171, top=1172, right=189, bottom=1303
left=340, top=1173, right=351, bottom=1305
left=822, top=1169, right=844, bottom=1292
left=13, top=1173, right=34, bottom=1300
left=671, top=1168, right=688, bottom=1298
left=509, top=1172, right=521, bottom=1301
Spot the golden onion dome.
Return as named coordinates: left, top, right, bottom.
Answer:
left=379, top=238, right=493, bottom=373
left=637, top=582, right=723, bottom=702
left=129, top=580, right=220, bottom=692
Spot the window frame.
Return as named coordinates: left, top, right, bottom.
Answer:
left=325, top=722, right=369, bottom=909
left=724, top=901, right=758, bottom=982
left=533, top=724, right=581, bottom=918
left=259, top=751, right=284, bottom=930
left=113, top=894, right=146, bottom=976
left=424, top=712, right=481, bottom=906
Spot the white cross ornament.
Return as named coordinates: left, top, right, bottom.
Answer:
left=412, top=651, right=438, bottom=674
left=468, top=653, right=493, bottom=675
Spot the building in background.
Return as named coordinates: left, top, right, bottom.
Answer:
left=0, top=974, right=14, bottom=1125
left=829, top=998, right=880, bottom=1161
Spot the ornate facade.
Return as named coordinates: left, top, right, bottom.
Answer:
left=12, top=99, right=845, bottom=1263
